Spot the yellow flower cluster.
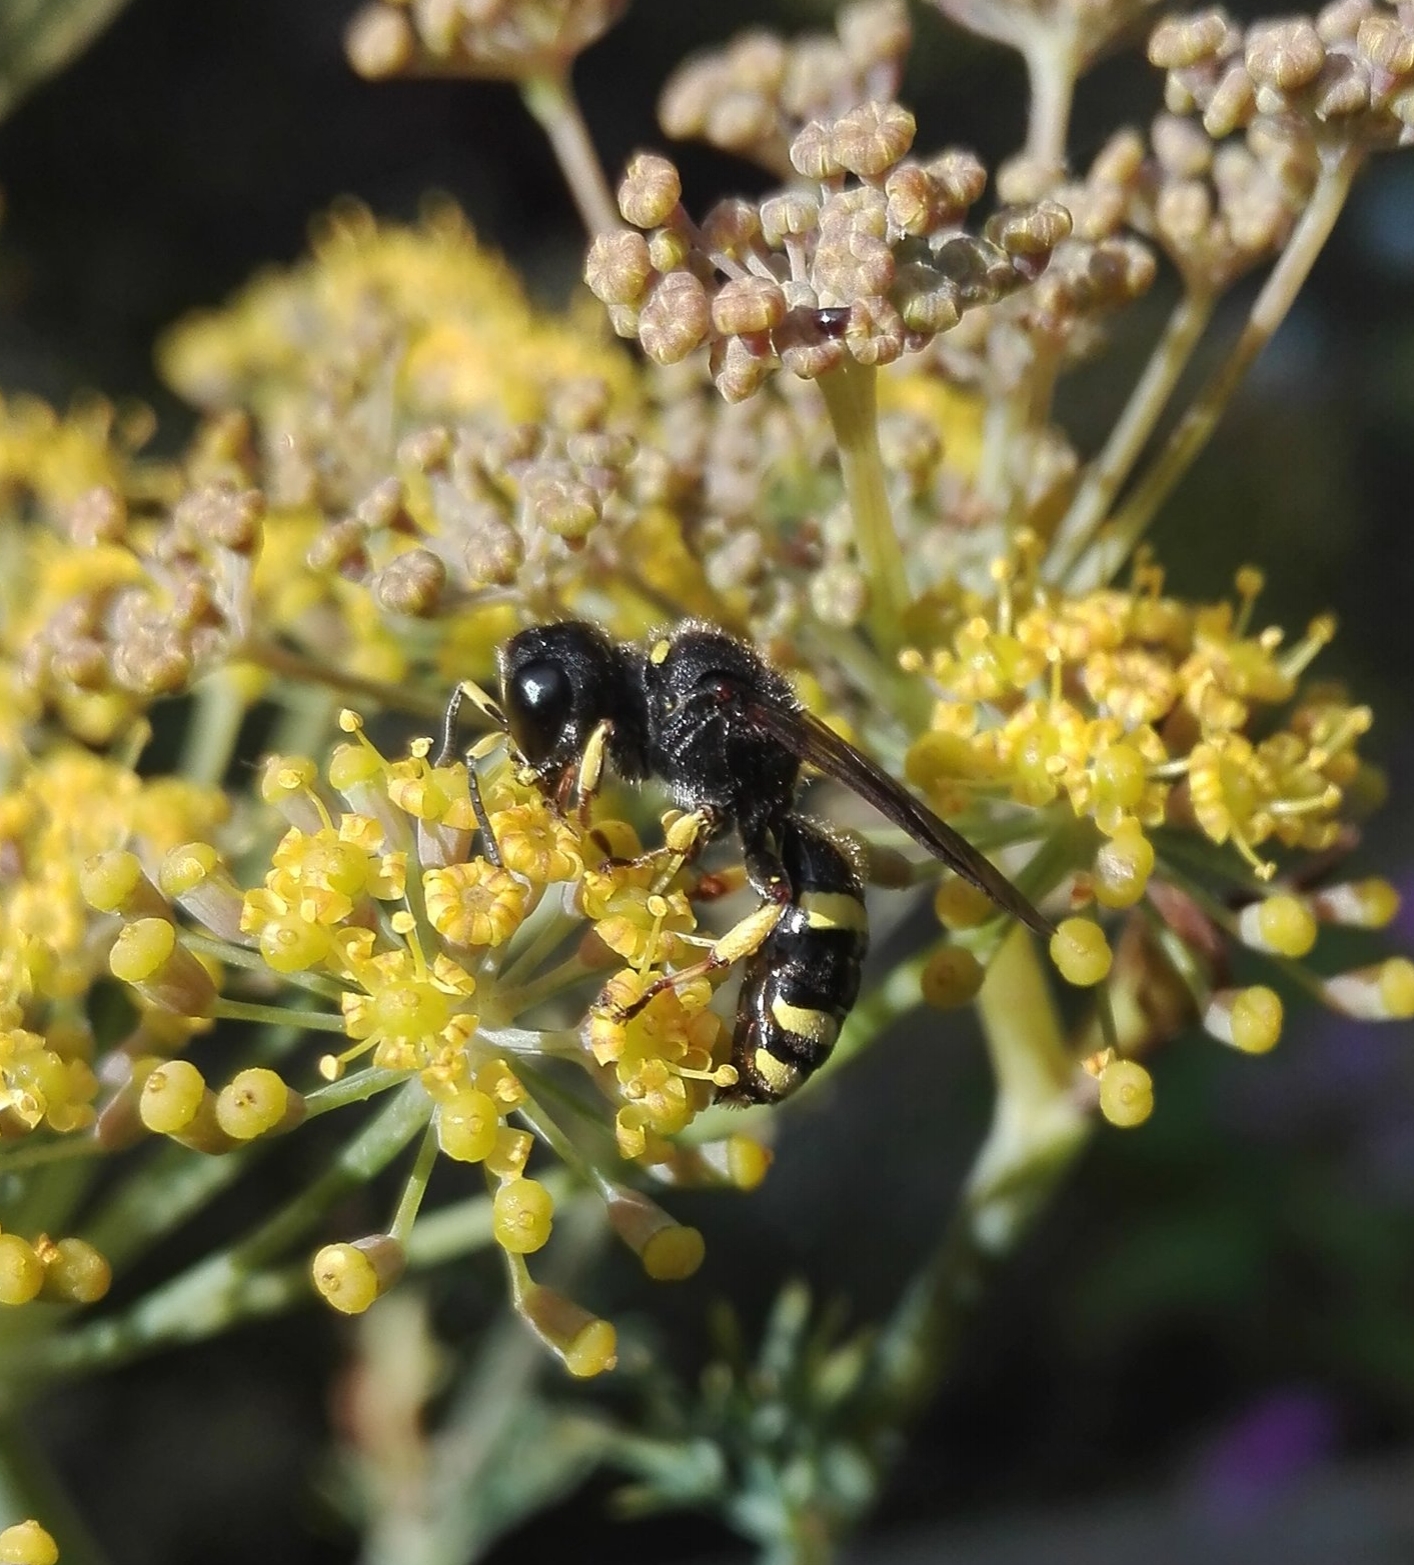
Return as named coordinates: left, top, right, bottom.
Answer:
left=906, top=546, right=1409, bottom=1123
left=0, top=749, right=225, bottom=1140
left=84, top=710, right=765, bottom=1374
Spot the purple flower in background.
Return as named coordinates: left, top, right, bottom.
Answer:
left=1184, top=1389, right=1339, bottom=1530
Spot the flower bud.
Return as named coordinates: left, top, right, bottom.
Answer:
left=109, top=919, right=216, bottom=1017
left=312, top=1235, right=406, bottom=1314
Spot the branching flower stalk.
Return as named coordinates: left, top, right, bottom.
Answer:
left=1069, top=138, right=1366, bottom=588
left=816, top=359, right=911, bottom=652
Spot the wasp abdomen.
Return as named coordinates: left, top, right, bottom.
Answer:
left=723, top=820, right=868, bottom=1105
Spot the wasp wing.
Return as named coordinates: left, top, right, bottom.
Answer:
left=748, top=700, right=1054, bottom=937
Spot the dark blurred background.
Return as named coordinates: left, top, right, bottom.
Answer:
left=8, top=1, right=1414, bottom=1561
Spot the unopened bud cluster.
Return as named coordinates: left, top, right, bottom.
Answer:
left=1152, top=2, right=1414, bottom=151
left=345, top=0, right=629, bottom=83
left=587, top=125, right=1073, bottom=401
left=659, top=0, right=912, bottom=178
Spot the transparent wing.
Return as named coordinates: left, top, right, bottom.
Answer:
left=748, top=699, right=1054, bottom=937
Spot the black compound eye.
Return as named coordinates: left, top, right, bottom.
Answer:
left=505, top=659, right=573, bottom=765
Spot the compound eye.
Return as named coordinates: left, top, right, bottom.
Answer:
left=506, top=659, right=573, bottom=765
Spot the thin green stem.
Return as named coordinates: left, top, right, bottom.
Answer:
left=498, top=892, right=576, bottom=989
left=488, top=952, right=599, bottom=1024
left=1047, top=287, right=1217, bottom=582
left=1072, top=143, right=1364, bottom=589
left=870, top=928, right=1090, bottom=1421
left=211, top=997, right=345, bottom=1031
left=818, top=359, right=910, bottom=655
left=0, top=1419, right=111, bottom=1564
left=179, top=671, right=248, bottom=787
left=18, top=1085, right=432, bottom=1386
left=522, top=68, right=619, bottom=238
left=304, top=1065, right=409, bottom=1117
left=0, top=1136, right=105, bottom=1173
left=181, top=932, right=346, bottom=1001
left=244, top=637, right=445, bottom=720
left=1022, top=29, right=1078, bottom=177
left=389, top=1123, right=441, bottom=1244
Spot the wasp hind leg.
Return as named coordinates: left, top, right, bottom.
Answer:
left=600, top=898, right=786, bottom=1026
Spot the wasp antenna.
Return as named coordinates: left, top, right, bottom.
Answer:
left=460, top=678, right=507, bottom=727
left=437, top=679, right=507, bottom=766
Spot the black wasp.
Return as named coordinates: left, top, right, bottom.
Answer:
left=442, top=621, right=1052, bottom=1105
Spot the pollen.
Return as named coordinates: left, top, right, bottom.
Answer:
left=0, top=1521, right=59, bottom=1565
left=1050, top=918, right=1113, bottom=986
left=424, top=858, right=530, bottom=947
left=490, top=800, right=582, bottom=883
left=492, top=1177, right=555, bottom=1254
left=1098, top=1058, right=1154, bottom=1127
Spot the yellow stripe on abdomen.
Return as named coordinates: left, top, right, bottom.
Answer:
left=797, top=890, right=868, bottom=933
left=753, top=1048, right=801, bottom=1095
left=769, top=997, right=839, bottom=1048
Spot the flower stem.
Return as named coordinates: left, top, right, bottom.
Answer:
left=522, top=69, right=619, bottom=238
left=179, top=670, right=248, bottom=787
left=19, top=1085, right=432, bottom=1386
left=0, top=1419, right=111, bottom=1565
left=1072, top=143, right=1364, bottom=588
left=870, top=927, right=1089, bottom=1420
left=1022, top=30, right=1077, bottom=178
left=818, top=359, right=911, bottom=656
left=244, top=637, right=445, bottom=720
left=211, top=997, right=346, bottom=1032
left=389, top=1122, right=441, bottom=1244
left=1047, top=286, right=1216, bottom=583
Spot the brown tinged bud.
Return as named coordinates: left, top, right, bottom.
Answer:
left=1358, top=14, right=1414, bottom=72
left=346, top=3, right=414, bottom=77
left=844, top=294, right=906, bottom=364
left=372, top=547, right=446, bottom=616
left=307, top=517, right=370, bottom=575
left=658, top=56, right=721, bottom=140
left=68, top=485, right=127, bottom=546
left=1245, top=18, right=1326, bottom=89
left=791, top=119, right=845, bottom=180
left=711, top=276, right=789, bottom=336
left=706, top=91, right=777, bottom=156
left=839, top=0, right=911, bottom=70
left=829, top=99, right=916, bottom=177
left=760, top=190, right=819, bottom=244
left=711, top=335, right=776, bottom=403
left=584, top=230, right=653, bottom=305
left=775, top=307, right=849, bottom=379
left=637, top=272, right=712, bottom=365
left=172, top=483, right=265, bottom=554
left=524, top=471, right=601, bottom=542
left=985, top=199, right=1073, bottom=259
left=699, top=197, right=763, bottom=260
left=462, top=516, right=524, bottom=587
left=885, top=164, right=939, bottom=235
left=645, top=226, right=691, bottom=273
left=1202, top=63, right=1258, bottom=137
left=617, top=153, right=682, bottom=228
left=1149, top=9, right=1238, bottom=69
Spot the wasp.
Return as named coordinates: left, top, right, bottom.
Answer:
left=442, top=621, right=1052, bottom=1105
